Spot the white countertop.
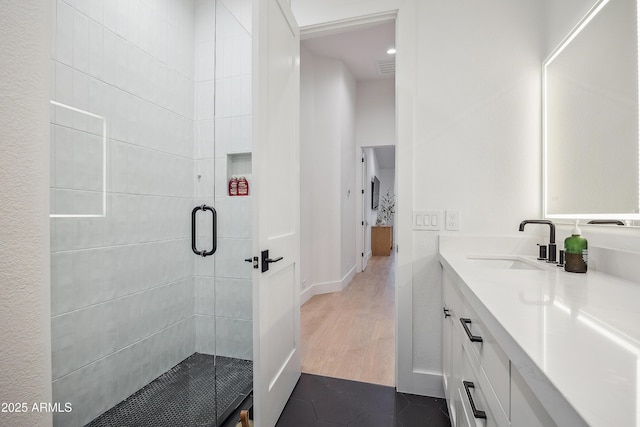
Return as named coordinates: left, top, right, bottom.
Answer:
left=439, top=235, right=640, bottom=427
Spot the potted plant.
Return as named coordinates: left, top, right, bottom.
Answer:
left=376, top=188, right=395, bottom=225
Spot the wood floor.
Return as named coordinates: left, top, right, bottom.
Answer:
left=300, top=254, right=395, bottom=386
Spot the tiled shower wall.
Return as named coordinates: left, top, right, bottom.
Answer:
left=50, top=0, right=196, bottom=425
left=193, top=0, right=253, bottom=360
left=50, top=0, right=254, bottom=425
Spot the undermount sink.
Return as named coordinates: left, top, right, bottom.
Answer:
left=466, top=256, right=543, bottom=271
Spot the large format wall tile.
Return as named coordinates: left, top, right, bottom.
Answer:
left=50, top=0, right=196, bottom=425
left=215, top=317, right=252, bottom=360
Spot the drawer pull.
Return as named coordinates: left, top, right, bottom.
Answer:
left=460, top=318, right=483, bottom=342
left=463, top=381, right=487, bottom=419
left=443, top=307, right=451, bottom=318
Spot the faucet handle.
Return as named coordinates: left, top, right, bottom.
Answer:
left=547, top=243, right=557, bottom=263
left=537, top=244, right=547, bottom=260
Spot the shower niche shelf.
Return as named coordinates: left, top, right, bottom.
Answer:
left=227, top=152, right=252, bottom=194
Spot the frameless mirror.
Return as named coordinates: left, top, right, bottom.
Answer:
left=544, top=0, right=640, bottom=220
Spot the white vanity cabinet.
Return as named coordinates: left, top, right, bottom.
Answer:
left=442, top=268, right=553, bottom=427
left=443, top=271, right=510, bottom=427
left=439, top=235, right=640, bottom=426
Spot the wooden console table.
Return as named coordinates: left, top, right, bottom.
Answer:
left=371, top=225, right=393, bottom=256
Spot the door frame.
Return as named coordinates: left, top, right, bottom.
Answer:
left=299, top=2, right=443, bottom=398
left=300, top=12, right=399, bottom=279
left=299, top=12, right=400, bottom=385
left=359, top=145, right=397, bottom=271
left=361, top=148, right=368, bottom=271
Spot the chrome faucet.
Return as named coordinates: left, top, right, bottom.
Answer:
left=519, top=220, right=556, bottom=263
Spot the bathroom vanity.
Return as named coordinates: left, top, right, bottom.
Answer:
left=439, top=235, right=640, bottom=427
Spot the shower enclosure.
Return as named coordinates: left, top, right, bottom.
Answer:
left=49, top=0, right=254, bottom=425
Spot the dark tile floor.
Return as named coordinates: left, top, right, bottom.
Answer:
left=275, top=374, right=451, bottom=427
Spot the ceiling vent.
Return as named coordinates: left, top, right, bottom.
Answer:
left=375, top=58, right=395, bottom=76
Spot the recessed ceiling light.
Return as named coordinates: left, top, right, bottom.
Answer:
left=386, top=48, right=396, bottom=55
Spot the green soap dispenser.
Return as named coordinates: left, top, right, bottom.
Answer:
left=564, top=220, right=588, bottom=273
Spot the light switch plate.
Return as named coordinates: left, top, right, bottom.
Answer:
left=414, top=211, right=442, bottom=231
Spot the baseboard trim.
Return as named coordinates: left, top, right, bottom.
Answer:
left=397, top=370, right=444, bottom=398
left=300, top=280, right=342, bottom=305
left=341, top=265, right=357, bottom=290
left=300, top=264, right=358, bottom=306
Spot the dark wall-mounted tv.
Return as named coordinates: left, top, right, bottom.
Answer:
left=372, top=176, right=380, bottom=210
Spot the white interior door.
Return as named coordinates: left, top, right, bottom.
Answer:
left=252, top=0, right=301, bottom=425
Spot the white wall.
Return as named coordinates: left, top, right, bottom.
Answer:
left=299, top=46, right=315, bottom=292
left=356, top=79, right=395, bottom=148
left=340, top=63, right=357, bottom=279
left=300, top=47, right=341, bottom=292
left=300, top=47, right=357, bottom=301
left=407, top=0, right=543, bottom=397
left=0, top=1, right=52, bottom=426
left=544, top=0, right=597, bottom=55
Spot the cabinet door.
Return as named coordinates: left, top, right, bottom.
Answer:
left=511, top=368, right=556, bottom=427
left=442, top=271, right=462, bottom=423
left=458, top=343, right=498, bottom=427
left=458, top=300, right=510, bottom=417
left=455, top=386, right=473, bottom=427
left=442, top=289, right=453, bottom=400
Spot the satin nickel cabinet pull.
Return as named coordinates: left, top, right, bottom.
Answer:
left=463, top=381, right=487, bottom=419
left=460, top=318, right=483, bottom=342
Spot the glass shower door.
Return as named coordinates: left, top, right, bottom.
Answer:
left=50, top=0, right=201, bottom=425
left=209, top=0, right=255, bottom=423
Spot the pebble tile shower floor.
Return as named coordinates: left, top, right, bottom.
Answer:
left=86, top=353, right=252, bottom=427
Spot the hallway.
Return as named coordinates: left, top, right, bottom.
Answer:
left=300, top=255, right=395, bottom=386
